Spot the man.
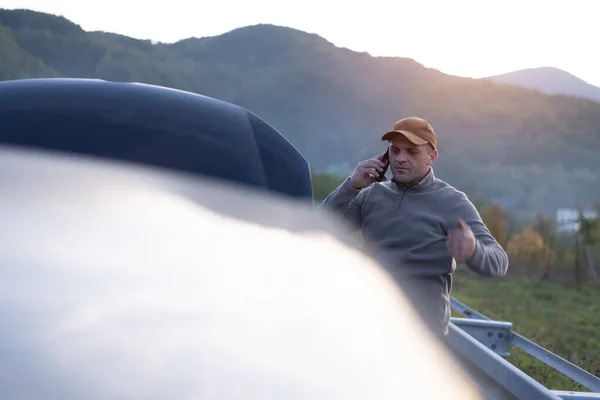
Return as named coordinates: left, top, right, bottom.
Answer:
left=319, top=116, right=509, bottom=339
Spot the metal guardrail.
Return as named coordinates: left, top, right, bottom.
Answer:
left=448, top=296, right=600, bottom=400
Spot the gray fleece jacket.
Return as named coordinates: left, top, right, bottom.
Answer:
left=319, top=168, right=508, bottom=337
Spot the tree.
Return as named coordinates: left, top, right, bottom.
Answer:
left=481, top=202, right=510, bottom=248
left=575, top=208, right=600, bottom=289
left=507, top=225, right=545, bottom=265
left=577, top=209, right=600, bottom=246
left=531, top=214, right=557, bottom=280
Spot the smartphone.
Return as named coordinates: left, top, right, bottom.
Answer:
left=377, top=148, right=389, bottom=182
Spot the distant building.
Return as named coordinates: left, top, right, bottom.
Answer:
left=556, top=208, right=597, bottom=232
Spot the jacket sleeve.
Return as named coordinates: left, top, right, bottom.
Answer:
left=318, top=177, right=368, bottom=231
left=458, top=195, right=509, bottom=277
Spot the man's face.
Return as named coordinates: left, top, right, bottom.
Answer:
left=388, top=135, right=437, bottom=184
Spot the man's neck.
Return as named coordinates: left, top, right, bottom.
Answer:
left=409, top=168, right=431, bottom=187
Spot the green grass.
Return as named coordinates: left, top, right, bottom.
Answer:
left=451, top=270, right=600, bottom=392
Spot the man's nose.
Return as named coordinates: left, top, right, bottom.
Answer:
left=394, top=151, right=408, bottom=163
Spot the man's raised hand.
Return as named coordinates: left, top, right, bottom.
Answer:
left=349, top=152, right=388, bottom=190
left=446, top=217, right=477, bottom=262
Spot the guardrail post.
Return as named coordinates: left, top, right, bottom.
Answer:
left=450, top=317, right=513, bottom=358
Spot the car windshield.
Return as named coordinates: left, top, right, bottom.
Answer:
left=0, top=101, right=312, bottom=199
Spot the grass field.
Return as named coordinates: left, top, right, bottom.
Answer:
left=451, top=270, right=600, bottom=392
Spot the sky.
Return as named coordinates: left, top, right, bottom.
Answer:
left=3, top=0, right=599, bottom=86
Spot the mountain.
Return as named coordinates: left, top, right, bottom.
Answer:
left=1, top=8, right=600, bottom=217
left=485, top=67, right=600, bottom=101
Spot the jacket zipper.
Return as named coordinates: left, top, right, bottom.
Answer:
left=395, top=189, right=408, bottom=215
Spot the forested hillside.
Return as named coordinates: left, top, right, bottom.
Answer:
left=2, top=8, right=600, bottom=215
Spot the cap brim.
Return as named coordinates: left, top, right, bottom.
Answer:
left=381, top=130, right=428, bottom=146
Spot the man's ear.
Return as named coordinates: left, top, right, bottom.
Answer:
left=428, top=149, right=438, bottom=165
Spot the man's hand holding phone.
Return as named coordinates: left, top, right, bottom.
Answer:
left=349, top=150, right=389, bottom=190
